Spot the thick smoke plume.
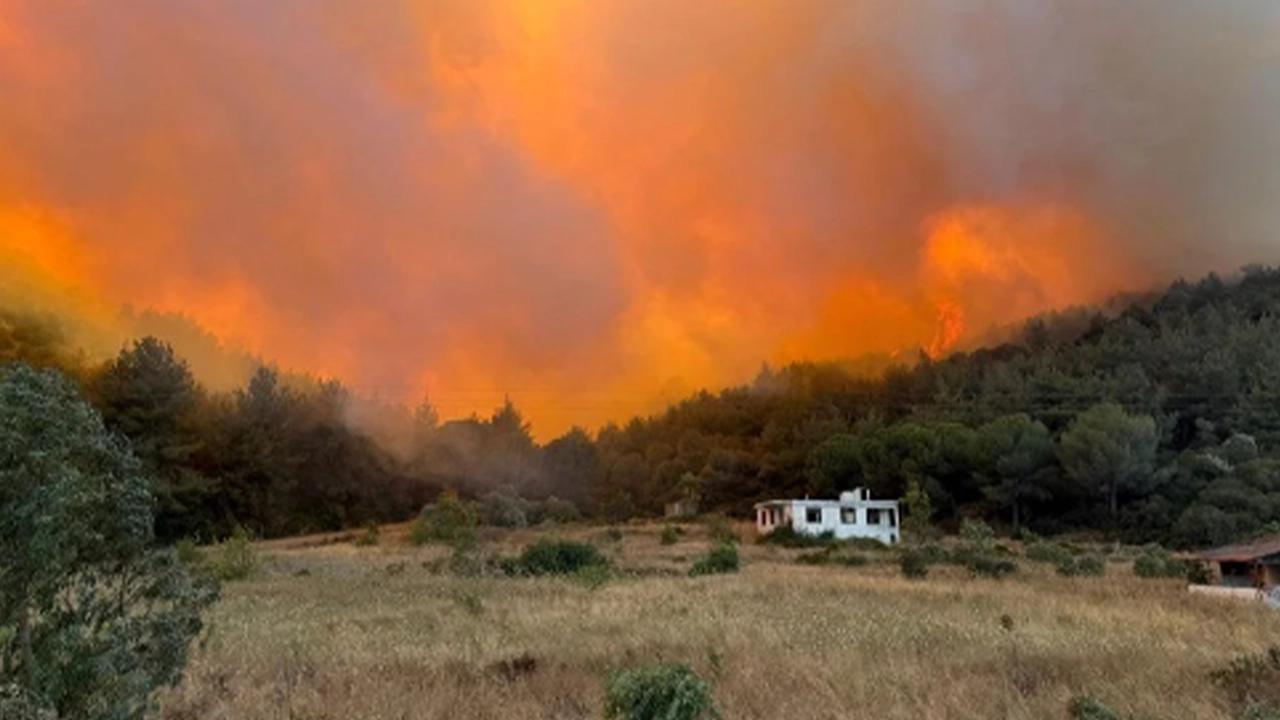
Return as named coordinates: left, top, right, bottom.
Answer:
left=1, top=1, right=1277, bottom=437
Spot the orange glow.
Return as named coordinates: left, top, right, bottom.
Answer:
left=1, top=1, right=1268, bottom=438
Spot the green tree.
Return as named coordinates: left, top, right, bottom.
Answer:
left=977, top=414, right=1055, bottom=532
left=95, top=337, right=212, bottom=540
left=806, top=433, right=860, bottom=497
left=1058, top=403, right=1159, bottom=524
left=901, top=475, right=934, bottom=541
left=0, top=365, right=216, bottom=718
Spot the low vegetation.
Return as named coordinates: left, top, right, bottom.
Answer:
left=155, top=522, right=1280, bottom=720
left=604, top=664, right=720, bottom=720
left=689, top=543, right=740, bottom=577
left=500, top=538, right=610, bottom=577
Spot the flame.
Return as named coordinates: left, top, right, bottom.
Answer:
left=5, top=1, right=1268, bottom=438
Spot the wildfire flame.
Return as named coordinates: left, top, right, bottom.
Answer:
left=0, top=1, right=1270, bottom=436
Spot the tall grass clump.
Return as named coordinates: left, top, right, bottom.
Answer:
left=1210, top=646, right=1280, bottom=714
left=661, top=525, right=681, bottom=546
left=354, top=521, right=380, bottom=547
left=899, top=548, right=931, bottom=579
left=690, top=543, right=739, bottom=577
left=705, top=515, right=740, bottom=545
left=210, top=526, right=257, bottom=581
left=604, top=664, right=720, bottom=720
left=1068, top=695, right=1120, bottom=720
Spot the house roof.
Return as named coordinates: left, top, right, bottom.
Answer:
left=1194, top=534, right=1280, bottom=563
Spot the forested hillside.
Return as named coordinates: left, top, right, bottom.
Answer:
left=5, top=266, right=1280, bottom=548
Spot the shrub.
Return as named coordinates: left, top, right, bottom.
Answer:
left=900, top=548, right=931, bottom=579
left=1133, top=547, right=1187, bottom=579
left=411, top=491, right=478, bottom=546
left=210, top=526, right=257, bottom=581
left=959, top=518, right=997, bottom=550
left=604, top=664, right=720, bottom=720
left=354, top=521, right=380, bottom=547
left=502, top=539, right=610, bottom=577
left=480, top=490, right=529, bottom=528
left=1187, top=560, right=1215, bottom=585
left=915, top=542, right=951, bottom=565
left=757, top=526, right=832, bottom=548
left=690, top=543, right=740, bottom=577
left=1025, top=541, right=1073, bottom=566
left=965, top=553, right=1018, bottom=579
left=1057, top=554, right=1106, bottom=578
left=1210, top=646, right=1280, bottom=712
left=1068, top=695, right=1120, bottom=720
left=542, top=496, right=582, bottom=524
left=599, top=527, right=625, bottom=544
left=706, top=516, right=741, bottom=545
left=661, top=525, right=681, bottom=546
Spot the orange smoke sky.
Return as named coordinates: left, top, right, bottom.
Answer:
left=1, top=1, right=1278, bottom=438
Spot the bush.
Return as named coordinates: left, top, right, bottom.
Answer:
left=542, top=496, right=582, bottom=524
left=661, top=525, right=681, bottom=546
left=480, top=490, right=529, bottom=528
left=598, top=527, right=625, bottom=544
left=210, top=526, right=257, bottom=581
left=604, top=664, right=720, bottom=720
left=1025, top=541, right=1073, bottom=566
left=501, top=539, right=609, bottom=577
left=1134, top=547, right=1187, bottom=579
left=1057, top=554, right=1106, bottom=578
left=965, top=553, right=1018, bottom=579
left=411, top=491, right=478, bottom=546
left=1187, top=560, right=1215, bottom=585
left=959, top=518, right=997, bottom=550
left=757, top=526, right=832, bottom=548
left=1068, top=695, right=1120, bottom=720
left=690, top=543, right=740, bottom=577
left=900, top=548, right=931, bottom=579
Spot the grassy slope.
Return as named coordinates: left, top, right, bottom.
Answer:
left=162, top=524, right=1280, bottom=720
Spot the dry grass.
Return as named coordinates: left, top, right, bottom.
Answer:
left=161, top=523, right=1280, bottom=720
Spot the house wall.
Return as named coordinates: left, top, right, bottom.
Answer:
left=784, top=501, right=900, bottom=545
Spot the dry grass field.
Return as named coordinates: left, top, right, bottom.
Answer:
left=159, top=523, right=1280, bottom=720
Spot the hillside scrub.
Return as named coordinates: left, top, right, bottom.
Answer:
left=500, top=539, right=610, bottom=577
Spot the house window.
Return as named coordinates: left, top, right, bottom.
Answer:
left=805, top=508, right=823, bottom=524
left=840, top=508, right=858, bottom=525
left=866, top=508, right=882, bottom=525
left=888, top=509, right=897, bottom=528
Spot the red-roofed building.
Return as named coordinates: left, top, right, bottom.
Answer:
left=1194, top=535, right=1280, bottom=589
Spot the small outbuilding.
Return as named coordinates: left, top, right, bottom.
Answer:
left=754, top=488, right=900, bottom=545
left=1193, top=534, right=1280, bottom=590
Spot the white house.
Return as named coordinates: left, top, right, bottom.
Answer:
left=754, top=488, right=901, bottom=545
